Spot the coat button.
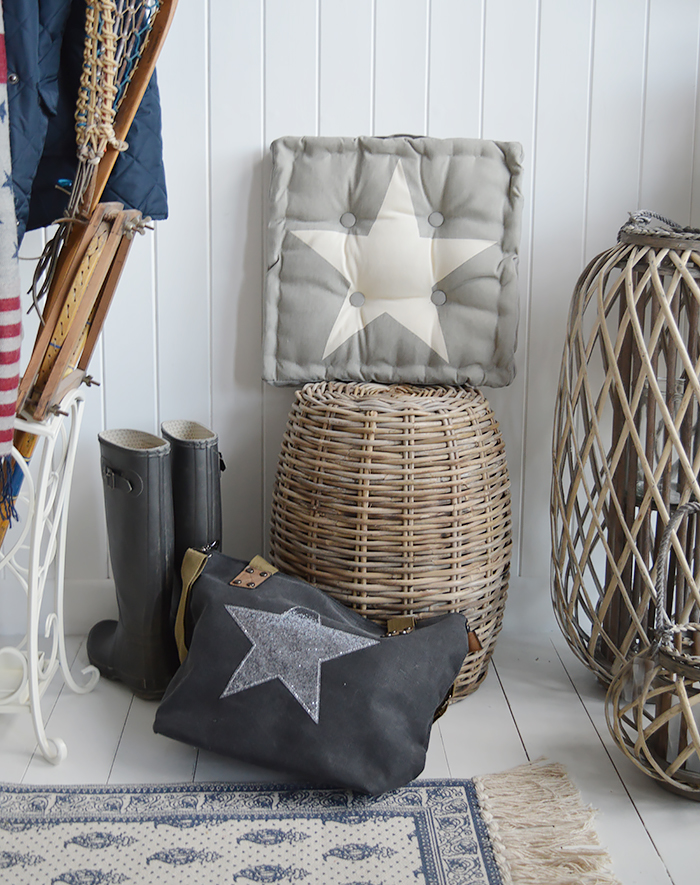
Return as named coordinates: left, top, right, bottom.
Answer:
left=7, top=73, right=19, bottom=85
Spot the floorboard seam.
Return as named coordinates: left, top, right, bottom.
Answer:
left=491, top=658, right=530, bottom=762
left=107, top=692, right=134, bottom=785
left=550, top=636, right=676, bottom=885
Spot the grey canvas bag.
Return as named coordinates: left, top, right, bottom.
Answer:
left=154, top=549, right=469, bottom=794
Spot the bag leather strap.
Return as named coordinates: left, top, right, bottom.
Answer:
left=175, top=548, right=209, bottom=662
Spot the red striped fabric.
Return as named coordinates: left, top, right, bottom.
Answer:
left=0, top=348, right=20, bottom=366
left=0, top=375, right=19, bottom=391
left=0, top=3, right=21, bottom=462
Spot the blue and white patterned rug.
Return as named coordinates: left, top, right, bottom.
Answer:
left=0, top=762, right=620, bottom=884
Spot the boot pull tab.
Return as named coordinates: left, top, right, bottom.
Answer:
left=102, top=465, right=134, bottom=493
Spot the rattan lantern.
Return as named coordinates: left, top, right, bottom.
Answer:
left=270, top=382, right=512, bottom=698
left=551, top=214, right=700, bottom=683
left=606, top=501, right=700, bottom=799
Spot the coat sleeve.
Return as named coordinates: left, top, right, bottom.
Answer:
left=4, top=0, right=75, bottom=242
left=6, top=0, right=168, bottom=242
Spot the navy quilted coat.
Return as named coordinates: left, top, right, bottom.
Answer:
left=4, top=0, right=168, bottom=243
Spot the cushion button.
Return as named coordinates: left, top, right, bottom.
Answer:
left=349, top=291, right=365, bottom=307
left=428, top=211, right=444, bottom=227
left=340, top=212, right=356, bottom=228
left=431, top=290, right=447, bottom=306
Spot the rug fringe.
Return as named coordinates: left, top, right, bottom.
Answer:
left=473, top=759, right=622, bottom=885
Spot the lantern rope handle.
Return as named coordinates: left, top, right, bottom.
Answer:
left=618, top=210, right=700, bottom=241
left=653, top=500, right=700, bottom=651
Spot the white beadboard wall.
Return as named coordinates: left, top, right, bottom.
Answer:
left=5, top=0, right=700, bottom=636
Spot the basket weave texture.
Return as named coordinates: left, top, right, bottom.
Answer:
left=552, top=232, right=700, bottom=682
left=270, top=382, right=512, bottom=698
left=606, top=502, right=700, bottom=799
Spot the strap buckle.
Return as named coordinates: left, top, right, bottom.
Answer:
left=230, top=556, right=278, bottom=589
left=385, top=615, right=416, bottom=637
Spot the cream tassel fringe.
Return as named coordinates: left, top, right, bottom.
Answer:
left=473, top=760, right=622, bottom=885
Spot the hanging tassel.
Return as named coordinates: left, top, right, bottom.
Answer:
left=0, top=456, right=18, bottom=525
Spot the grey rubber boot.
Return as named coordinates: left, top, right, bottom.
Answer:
left=160, top=420, right=223, bottom=621
left=87, top=429, right=179, bottom=699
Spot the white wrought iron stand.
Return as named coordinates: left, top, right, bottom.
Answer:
left=0, top=388, right=99, bottom=763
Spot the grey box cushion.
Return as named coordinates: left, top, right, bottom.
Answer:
left=264, top=136, right=523, bottom=387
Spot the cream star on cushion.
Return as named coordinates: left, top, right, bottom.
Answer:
left=291, top=159, right=496, bottom=361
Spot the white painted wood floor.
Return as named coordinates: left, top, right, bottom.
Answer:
left=1, top=627, right=698, bottom=885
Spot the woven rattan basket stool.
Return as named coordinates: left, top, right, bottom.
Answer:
left=270, top=382, right=512, bottom=699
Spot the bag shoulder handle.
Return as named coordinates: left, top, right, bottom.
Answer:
left=175, top=548, right=210, bottom=662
